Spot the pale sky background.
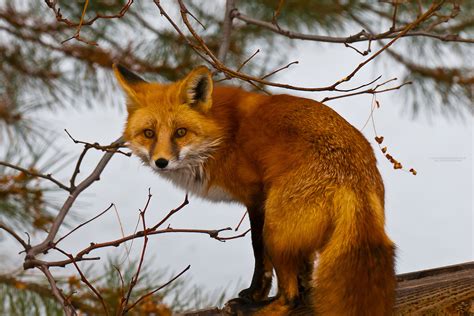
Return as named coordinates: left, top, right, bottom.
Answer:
left=1, top=1, right=473, bottom=309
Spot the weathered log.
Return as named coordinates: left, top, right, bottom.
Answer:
left=180, top=262, right=474, bottom=316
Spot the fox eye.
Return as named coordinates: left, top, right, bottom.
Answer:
left=143, top=129, right=155, bottom=138
left=175, top=128, right=187, bottom=138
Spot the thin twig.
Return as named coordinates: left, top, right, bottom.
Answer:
left=331, top=2, right=444, bottom=89
left=70, top=143, right=91, bottom=189
left=391, top=2, right=399, bottom=31
left=260, top=61, right=299, bottom=80
left=54, top=247, right=109, bottom=316
left=124, top=190, right=152, bottom=309
left=55, top=203, right=115, bottom=246
left=335, top=75, right=382, bottom=93
left=216, top=49, right=262, bottom=83
left=236, top=49, right=260, bottom=72
left=321, top=81, right=412, bottom=102
left=76, top=227, right=233, bottom=258
left=113, top=265, right=125, bottom=316
left=344, top=42, right=370, bottom=56
left=272, top=0, right=285, bottom=28
left=65, top=130, right=131, bottom=156
left=360, top=95, right=378, bottom=132
left=0, top=222, right=30, bottom=250
left=44, top=0, right=133, bottom=28
left=150, top=194, right=189, bottom=230
left=216, top=228, right=251, bottom=241
left=25, top=137, right=124, bottom=263
left=234, top=210, right=248, bottom=231
left=25, top=225, right=238, bottom=268
left=26, top=226, right=235, bottom=269
left=61, top=0, right=98, bottom=45
left=26, top=257, right=101, bottom=268
left=187, top=8, right=207, bottom=30
left=125, top=265, right=190, bottom=313
left=0, top=161, right=69, bottom=191
left=39, top=265, right=77, bottom=316
left=217, top=0, right=236, bottom=62
left=233, top=3, right=472, bottom=44
left=114, top=265, right=126, bottom=315
left=159, top=0, right=442, bottom=94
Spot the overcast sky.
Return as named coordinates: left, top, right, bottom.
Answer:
left=1, top=4, right=473, bottom=308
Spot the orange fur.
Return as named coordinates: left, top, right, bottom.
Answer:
left=114, top=65, right=396, bottom=315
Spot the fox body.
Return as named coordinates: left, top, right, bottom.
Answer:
left=114, top=65, right=396, bottom=315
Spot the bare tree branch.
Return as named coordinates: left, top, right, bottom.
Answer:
left=65, top=130, right=131, bottom=157
left=236, top=49, right=260, bottom=72
left=25, top=256, right=100, bottom=268
left=321, top=80, right=412, bottom=103
left=150, top=194, right=189, bottom=230
left=154, top=0, right=441, bottom=97
left=54, top=247, right=109, bottom=315
left=217, top=228, right=251, bottom=241
left=233, top=7, right=474, bottom=44
left=60, top=0, right=98, bottom=45
left=39, top=265, right=77, bottom=316
left=217, top=0, right=236, bottom=63
left=0, top=161, right=69, bottom=191
left=388, top=49, right=474, bottom=85
left=125, top=265, right=191, bottom=313
left=54, top=203, right=115, bottom=246
left=0, top=221, right=29, bottom=250
left=123, top=189, right=152, bottom=310
left=260, top=61, right=299, bottom=80
left=44, top=0, right=133, bottom=28
left=25, top=137, right=124, bottom=263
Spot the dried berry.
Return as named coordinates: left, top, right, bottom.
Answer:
left=375, top=136, right=384, bottom=144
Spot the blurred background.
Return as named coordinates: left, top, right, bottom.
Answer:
left=0, top=0, right=472, bottom=314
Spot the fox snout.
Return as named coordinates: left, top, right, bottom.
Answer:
left=128, top=142, right=186, bottom=172
left=155, top=158, right=169, bottom=169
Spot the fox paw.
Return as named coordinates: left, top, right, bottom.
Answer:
left=238, top=287, right=268, bottom=302
left=223, top=297, right=264, bottom=315
left=253, top=301, right=291, bottom=316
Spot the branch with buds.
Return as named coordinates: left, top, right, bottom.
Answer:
left=152, top=0, right=445, bottom=102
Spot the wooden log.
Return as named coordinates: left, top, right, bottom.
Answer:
left=180, top=261, right=474, bottom=315
left=395, top=262, right=474, bottom=315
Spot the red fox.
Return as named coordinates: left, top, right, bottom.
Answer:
left=114, top=64, right=396, bottom=315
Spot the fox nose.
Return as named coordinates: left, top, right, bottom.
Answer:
left=155, top=158, right=169, bottom=169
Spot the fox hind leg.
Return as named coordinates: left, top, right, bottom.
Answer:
left=254, top=178, right=331, bottom=316
left=254, top=239, right=301, bottom=316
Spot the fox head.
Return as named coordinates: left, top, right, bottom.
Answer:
left=114, top=65, right=223, bottom=174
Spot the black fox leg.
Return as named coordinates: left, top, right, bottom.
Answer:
left=297, top=255, right=315, bottom=303
left=238, top=203, right=273, bottom=302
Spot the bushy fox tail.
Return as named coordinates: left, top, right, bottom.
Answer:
left=313, top=189, right=396, bottom=316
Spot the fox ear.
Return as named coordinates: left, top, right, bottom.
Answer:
left=113, top=64, right=147, bottom=105
left=180, top=66, right=213, bottom=112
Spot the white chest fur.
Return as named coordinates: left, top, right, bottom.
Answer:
left=160, top=169, right=235, bottom=203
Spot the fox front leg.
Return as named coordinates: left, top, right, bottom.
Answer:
left=238, top=203, right=273, bottom=302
